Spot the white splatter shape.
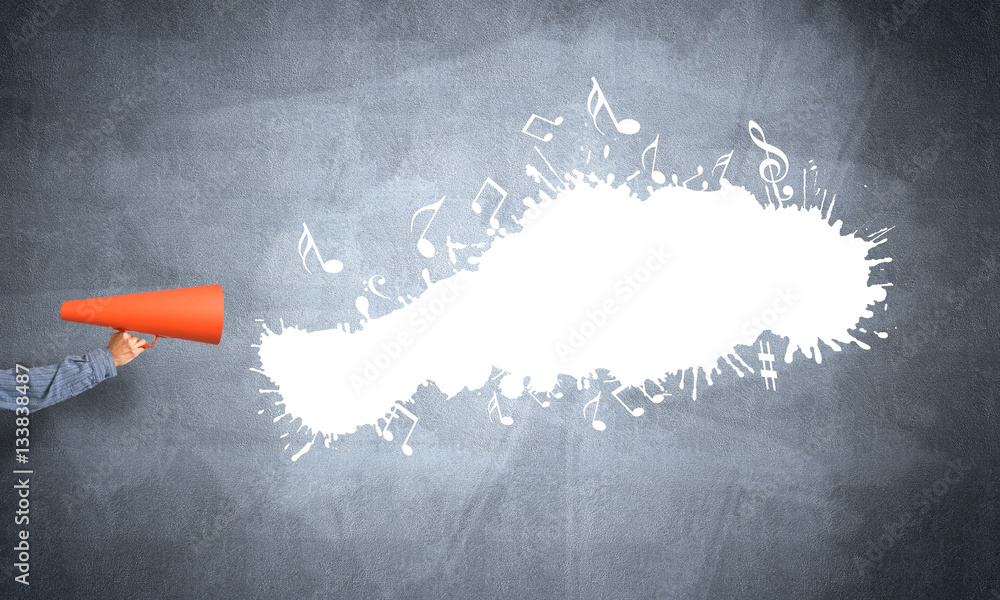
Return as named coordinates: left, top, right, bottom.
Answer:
left=257, top=173, right=890, bottom=456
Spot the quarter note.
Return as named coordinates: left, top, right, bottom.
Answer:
left=470, top=177, right=508, bottom=236
left=641, top=134, right=667, bottom=184
left=410, top=196, right=445, bottom=258
left=298, top=223, right=343, bottom=274
left=488, top=392, right=514, bottom=426
left=522, top=113, right=564, bottom=142
left=586, top=77, right=640, bottom=135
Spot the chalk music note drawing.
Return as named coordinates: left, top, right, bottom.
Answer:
left=298, top=223, right=343, bottom=274
left=586, top=77, right=640, bottom=135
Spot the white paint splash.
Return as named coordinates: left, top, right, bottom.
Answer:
left=256, top=172, right=890, bottom=455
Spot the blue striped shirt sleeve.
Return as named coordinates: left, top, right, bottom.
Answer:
left=0, top=349, right=117, bottom=411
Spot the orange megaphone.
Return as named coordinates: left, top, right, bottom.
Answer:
left=60, top=284, right=224, bottom=348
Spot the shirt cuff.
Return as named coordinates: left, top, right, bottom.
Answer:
left=86, top=348, right=117, bottom=381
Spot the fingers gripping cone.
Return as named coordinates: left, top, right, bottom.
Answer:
left=60, top=284, right=224, bottom=348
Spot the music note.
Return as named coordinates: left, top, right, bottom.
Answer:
left=376, top=403, right=419, bottom=455
left=712, top=150, right=734, bottom=184
left=526, top=164, right=558, bottom=193
left=298, top=223, right=343, bottom=274
left=681, top=166, right=708, bottom=190
left=583, top=393, right=607, bottom=431
left=586, top=77, right=640, bottom=136
left=522, top=114, right=564, bottom=142
left=366, top=274, right=391, bottom=299
left=410, top=196, right=445, bottom=258
left=534, top=147, right=565, bottom=187
left=528, top=390, right=550, bottom=408
left=748, top=121, right=793, bottom=204
left=642, top=386, right=667, bottom=403
left=487, top=392, right=514, bottom=426
left=610, top=385, right=644, bottom=417
left=641, top=134, right=667, bottom=185
left=758, top=340, right=777, bottom=391
left=470, top=178, right=508, bottom=236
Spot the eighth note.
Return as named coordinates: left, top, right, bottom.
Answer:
left=470, top=177, right=508, bottom=236
left=583, top=393, right=607, bottom=431
left=410, top=196, right=445, bottom=258
left=586, top=77, right=640, bottom=136
left=298, top=223, right=343, bottom=274
left=641, top=134, right=667, bottom=185
left=712, top=150, right=734, bottom=184
left=522, top=113, right=564, bottom=142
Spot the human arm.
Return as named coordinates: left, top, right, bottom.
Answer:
left=0, top=331, right=146, bottom=411
left=0, top=349, right=117, bottom=411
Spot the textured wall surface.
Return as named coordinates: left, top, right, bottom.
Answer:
left=0, top=0, right=997, bottom=598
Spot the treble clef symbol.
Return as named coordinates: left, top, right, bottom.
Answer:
left=748, top=120, right=794, bottom=205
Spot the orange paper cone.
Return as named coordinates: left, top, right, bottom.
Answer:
left=60, top=284, right=224, bottom=346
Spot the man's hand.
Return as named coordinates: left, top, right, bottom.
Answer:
left=108, top=331, right=147, bottom=367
